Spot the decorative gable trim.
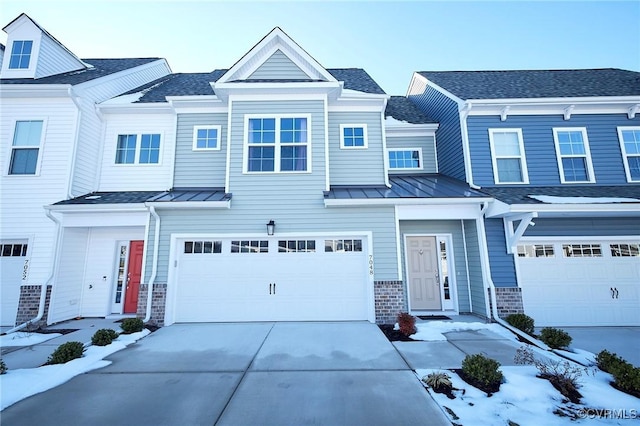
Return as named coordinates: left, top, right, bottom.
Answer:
left=215, top=27, right=337, bottom=84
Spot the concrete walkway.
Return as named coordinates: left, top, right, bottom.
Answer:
left=1, top=322, right=451, bottom=426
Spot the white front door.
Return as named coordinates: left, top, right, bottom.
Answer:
left=407, top=236, right=441, bottom=310
left=172, top=236, right=370, bottom=322
left=0, top=241, right=28, bottom=326
left=517, top=240, right=640, bottom=326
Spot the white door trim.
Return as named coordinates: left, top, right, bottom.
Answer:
left=404, top=233, right=459, bottom=314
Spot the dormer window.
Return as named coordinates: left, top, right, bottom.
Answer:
left=9, top=40, right=33, bottom=69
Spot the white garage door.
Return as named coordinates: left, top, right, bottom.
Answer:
left=1, top=242, right=28, bottom=326
left=173, top=236, right=370, bottom=322
left=517, top=240, right=640, bottom=326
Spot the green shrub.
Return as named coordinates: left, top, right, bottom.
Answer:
left=461, top=354, right=504, bottom=394
left=539, top=327, right=572, bottom=349
left=596, top=350, right=640, bottom=397
left=396, top=312, right=417, bottom=336
left=505, top=313, right=535, bottom=335
left=47, top=341, right=85, bottom=365
left=596, top=350, right=625, bottom=374
left=91, top=328, right=119, bottom=346
left=0, top=358, right=6, bottom=374
left=120, top=318, right=144, bottom=334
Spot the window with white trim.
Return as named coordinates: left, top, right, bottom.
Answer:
left=553, top=128, right=595, bottom=183
left=278, top=240, right=316, bottom=253
left=610, top=243, right=640, bottom=257
left=1, top=243, right=28, bottom=257
left=324, top=239, right=363, bottom=252
left=563, top=244, right=602, bottom=257
left=9, top=120, right=43, bottom=175
left=388, top=148, right=422, bottom=170
left=245, top=116, right=309, bottom=173
left=231, top=240, right=269, bottom=253
left=340, top=124, right=367, bottom=149
left=488, top=129, right=529, bottom=184
left=193, top=126, right=221, bottom=151
left=9, top=40, right=33, bottom=69
left=617, top=127, right=640, bottom=182
left=115, top=133, right=161, bottom=165
left=184, top=241, right=222, bottom=254
left=517, top=244, right=555, bottom=258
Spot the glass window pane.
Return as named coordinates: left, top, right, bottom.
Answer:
left=497, top=158, right=523, bottom=182
left=13, top=121, right=43, bottom=147
left=10, top=148, right=39, bottom=174
left=493, top=132, right=520, bottom=156
left=628, top=157, right=640, bottom=180
left=562, top=158, right=588, bottom=181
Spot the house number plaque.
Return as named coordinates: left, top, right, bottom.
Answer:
left=369, top=255, right=374, bottom=275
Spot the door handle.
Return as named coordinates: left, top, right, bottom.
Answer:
left=269, top=283, right=272, bottom=295
left=610, top=287, right=620, bottom=299
left=273, top=282, right=276, bottom=294
left=614, top=287, right=619, bottom=299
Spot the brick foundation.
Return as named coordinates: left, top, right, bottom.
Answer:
left=374, top=280, right=406, bottom=324
left=15, top=285, right=52, bottom=329
left=488, top=287, right=524, bottom=319
left=136, top=283, right=167, bottom=326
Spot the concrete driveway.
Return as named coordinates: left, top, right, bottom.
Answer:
left=1, top=322, right=450, bottom=426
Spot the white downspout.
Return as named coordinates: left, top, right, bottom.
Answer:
left=477, top=202, right=550, bottom=350
left=143, top=206, right=161, bottom=323
left=459, top=103, right=481, bottom=190
left=67, top=87, right=83, bottom=199
left=4, top=210, right=62, bottom=334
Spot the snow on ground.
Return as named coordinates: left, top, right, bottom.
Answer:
left=0, top=330, right=149, bottom=410
left=0, top=332, right=62, bottom=347
left=411, top=321, right=519, bottom=342
left=417, top=366, right=640, bottom=426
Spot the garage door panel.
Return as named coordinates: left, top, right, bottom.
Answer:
left=517, top=241, right=640, bottom=326
left=173, top=237, right=369, bottom=322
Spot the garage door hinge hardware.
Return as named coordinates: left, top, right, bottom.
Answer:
left=269, top=283, right=277, bottom=295
left=610, top=287, right=619, bottom=299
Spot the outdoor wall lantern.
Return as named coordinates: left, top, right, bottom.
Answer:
left=266, top=220, right=276, bottom=236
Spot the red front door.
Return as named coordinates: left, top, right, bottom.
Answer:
left=124, top=240, right=144, bottom=313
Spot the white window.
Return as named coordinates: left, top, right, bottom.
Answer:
left=388, top=148, right=423, bottom=170
left=244, top=116, right=310, bottom=173
left=488, top=129, right=529, bottom=184
left=340, top=124, right=368, bottom=149
left=610, top=243, right=640, bottom=257
left=324, top=239, right=363, bottom=252
left=231, top=240, right=269, bottom=253
left=193, top=125, right=221, bottom=151
left=9, top=40, right=33, bottom=69
left=278, top=240, right=316, bottom=253
left=553, top=128, right=595, bottom=183
left=184, top=241, right=222, bottom=254
left=617, top=127, right=640, bottom=182
left=8, top=120, right=44, bottom=175
left=517, top=244, right=555, bottom=258
left=115, top=133, right=161, bottom=165
left=563, top=244, right=602, bottom=257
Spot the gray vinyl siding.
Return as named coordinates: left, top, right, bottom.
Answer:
left=398, top=220, right=473, bottom=313
left=408, top=87, right=465, bottom=180
left=328, top=111, right=386, bottom=185
left=174, top=113, right=227, bottom=188
left=485, top=218, right=517, bottom=288
left=145, top=206, right=398, bottom=283
left=523, top=217, right=640, bottom=237
left=35, top=34, right=84, bottom=78
left=463, top=220, right=486, bottom=315
left=386, top=135, right=437, bottom=174
left=248, top=50, right=309, bottom=80
left=467, top=114, right=640, bottom=186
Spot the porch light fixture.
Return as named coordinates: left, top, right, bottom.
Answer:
left=266, top=220, right=276, bottom=236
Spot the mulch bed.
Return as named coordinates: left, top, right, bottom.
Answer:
left=378, top=324, right=417, bottom=342
left=33, top=329, right=78, bottom=335
left=453, top=368, right=501, bottom=396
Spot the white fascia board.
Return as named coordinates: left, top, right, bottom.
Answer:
left=396, top=203, right=483, bottom=220
left=213, top=81, right=342, bottom=93
left=74, top=59, right=171, bottom=91
left=466, top=96, right=640, bottom=117
left=166, top=96, right=226, bottom=113
left=45, top=203, right=148, bottom=213
left=97, top=103, right=174, bottom=114
left=407, top=73, right=466, bottom=105
left=324, top=197, right=491, bottom=207
left=0, top=84, right=72, bottom=98
left=59, top=211, right=148, bottom=227
left=145, top=201, right=231, bottom=209
left=486, top=202, right=640, bottom=218
left=385, top=123, right=439, bottom=137
left=328, top=97, right=387, bottom=112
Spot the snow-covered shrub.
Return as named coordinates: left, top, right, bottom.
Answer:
left=505, top=313, right=534, bottom=335
left=0, top=358, right=6, bottom=374
left=47, top=341, right=85, bottom=365
left=539, top=327, right=572, bottom=349
left=460, top=354, right=503, bottom=394
left=91, top=328, right=119, bottom=346
left=396, top=312, right=417, bottom=336
left=596, top=350, right=640, bottom=397
left=120, top=318, right=144, bottom=334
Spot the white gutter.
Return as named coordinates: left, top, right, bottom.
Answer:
left=477, top=202, right=551, bottom=350
left=4, top=210, right=62, bottom=334
left=459, top=102, right=480, bottom=189
left=143, top=206, right=161, bottom=323
left=381, top=96, right=391, bottom=188
left=66, top=87, right=82, bottom=199
left=325, top=197, right=493, bottom=207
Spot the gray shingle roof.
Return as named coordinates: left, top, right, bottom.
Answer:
left=480, top=185, right=640, bottom=205
left=0, top=58, right=163, bottom=86
left=54, top=191, right=164, bottom=205
left=385, top=96, right=436, bottom=124
left=325, top=174, right=488, bottom=200
left=127, top=68, right=385, bottom=103
left=418, top=68, right=640, bottom=100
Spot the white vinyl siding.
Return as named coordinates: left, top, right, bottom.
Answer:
left=488, top=129, right=529, bottom=184
left=617, top=127, right=640, bottom=182
left=35, top=33, right=85, bottom=78
left=553, top=127, right=595, bottom=183
left=247, top=50, right=309, bottom=80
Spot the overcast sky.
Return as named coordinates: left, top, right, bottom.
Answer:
left=1, top=1, right=638, bottom=95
